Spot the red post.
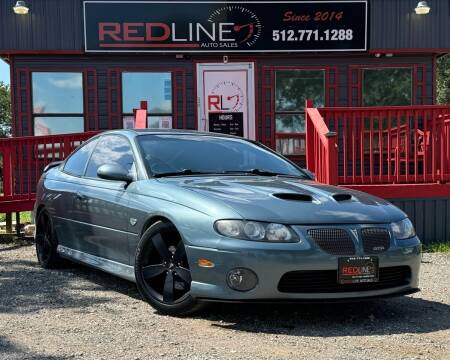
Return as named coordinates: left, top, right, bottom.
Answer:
left=140, top=100, right=148, bottom=110
left=305, top=99, right=338, bottom=185
left=135, top=100, right=148, bottom=129
left=325, top=131, right=338, bottom=185
left=305, top=99, right=315, bottom=172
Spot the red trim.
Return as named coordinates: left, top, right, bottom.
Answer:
left=0, top=50, right=85, bottom=56
left=99, top=43, right=200, bottom=48
left=414, top=64, right=427, bottom=105
left=83, top=69, right=99, bottom=130
left=253, top=61, right=259, bottom=143
left=193, top=62, right=198, bottom=130
left=0, top=48, right=445, bottom=56
left=369, top=48, right=450, bottom=55
left=260, top=66, right=273, bottom=147
left=432, top=54, right=437, bottom=104
left=342, top=183, right=450, bottom=199
left=0, top=200, right=36, bottom=213
left=9, top=57, right=16, bottom=137
left=15, top=68, right=31, bottom=136
left=107, top=68, right=121, bottom=129
left=172, top=69, right=188, bottom=129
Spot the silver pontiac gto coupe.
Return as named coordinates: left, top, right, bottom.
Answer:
left=34, top=130, right=421, bottom=315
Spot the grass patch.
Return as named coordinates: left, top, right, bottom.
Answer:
left=0, top=211, right=32, bottom=223
left=423, top=243, right=450, bottom=253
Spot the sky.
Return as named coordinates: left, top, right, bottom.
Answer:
left=0, top=60, right=10, bottom=84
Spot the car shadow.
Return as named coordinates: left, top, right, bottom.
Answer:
left=0, top=258, right=119, bottom=315
left=2, top=245, right=448, bottom=338
left=199, top=297, right=450, bottom=337
left=0, top=335, right=69, bottom=360
left=61, top=261, right=142, bottom=301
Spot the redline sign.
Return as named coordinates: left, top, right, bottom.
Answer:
left=83, top=1, right=368, bottom=53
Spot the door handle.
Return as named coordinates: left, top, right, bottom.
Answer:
left=75, top=192, right=87, bottom=202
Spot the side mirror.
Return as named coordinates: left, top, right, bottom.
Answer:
left=302, top=168, right=316, bottom=180
left=97, top=164, right=133, bottom=184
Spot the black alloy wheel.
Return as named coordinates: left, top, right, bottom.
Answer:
left=135, top=221, right=204, bottom=315
left=35, top=210, right=63, bottom=268
left=143, top=232, right=192, bottom=303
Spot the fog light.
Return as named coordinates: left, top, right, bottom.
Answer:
left=13, top=1, right=29, bottom=14
left=226, top=268, right=258, bottom=291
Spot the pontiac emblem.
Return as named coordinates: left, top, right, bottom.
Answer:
left=350, top=229, right=359, bottom=242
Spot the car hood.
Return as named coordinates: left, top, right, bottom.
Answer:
left=160, top=176, right=406, bottom=224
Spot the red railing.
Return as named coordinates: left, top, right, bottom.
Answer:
left=317, top=105, right=450, bottom=186
left=0, top=131, right=99, bottom=213
left=305, top=100, right=338, bottom=185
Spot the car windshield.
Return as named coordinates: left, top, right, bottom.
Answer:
left=137, top=134, right=307, bottom=178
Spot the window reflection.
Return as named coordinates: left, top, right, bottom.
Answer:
left=148, top=116, right=172, bottom=129
left=276, top=70, right=325, bottom=112
left=32, top=72, right=83, bottom=113
left=34, top=117, right=84, bottom=136
left=275, top=70, right=325, bottom=156
left=32, top=72, right=84, bottom=136
left=64, top=138, right=98, bottom=176
left=122, top=72, right=172, bottom=114
left=363, top=68, right=412, bottom=106
left=85, top=135, right=135, bottom=178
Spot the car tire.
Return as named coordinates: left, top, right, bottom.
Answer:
left=134, top=220, right=205, bottom=316
left=35, top=209, right=64, bottom=269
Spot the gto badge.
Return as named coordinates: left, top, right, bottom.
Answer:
left=129, top=218, right=138, bottom=226
left=350, top=229, right=359, bottom=242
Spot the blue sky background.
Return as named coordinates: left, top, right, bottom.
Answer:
left=0, top=60, right=10, bottom=84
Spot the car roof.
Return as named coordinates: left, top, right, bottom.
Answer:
left=100, top=128, right=247, bottom=140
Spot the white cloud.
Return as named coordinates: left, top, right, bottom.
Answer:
left=49, top=75, right=82, bottom=89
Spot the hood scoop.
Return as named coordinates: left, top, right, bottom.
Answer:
left=332, top=193, right=353, bottom=202
left=273, top=193, right=313, bottom=202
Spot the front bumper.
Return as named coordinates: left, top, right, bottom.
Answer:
left=186, top=231, right=422, bottom=301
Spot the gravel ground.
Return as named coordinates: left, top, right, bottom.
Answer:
left=0, top=242, right=449, bottom=360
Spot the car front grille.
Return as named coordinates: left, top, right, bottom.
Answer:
left=361, top=228, right=391, bottom=254
left=278, top=266, right=411, bottom=293
left=307, top=228, right=356, bottom=255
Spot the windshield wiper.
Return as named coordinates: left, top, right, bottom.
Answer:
left=221, top=169, right=305, bottom=178
left=153, top=169, right=212, bottom=178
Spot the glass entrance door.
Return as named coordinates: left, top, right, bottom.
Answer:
left=197, top=62, right=255, bottom=139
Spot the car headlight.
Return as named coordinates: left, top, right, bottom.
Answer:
left=391, top=218, right=416, bottom=240
left=214, top=220, right=299, bottom=242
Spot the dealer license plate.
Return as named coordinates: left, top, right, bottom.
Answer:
left=338, top=256, right=379, bottom=284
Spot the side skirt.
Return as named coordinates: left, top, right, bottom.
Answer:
left=57, top=245, right=136, bottom=282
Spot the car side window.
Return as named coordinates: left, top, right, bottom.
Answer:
left=63, top=138, right=99, bottom=176
left=84, top=135, right=136, bottom=179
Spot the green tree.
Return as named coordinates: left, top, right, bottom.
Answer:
left=0, top=81, right=11, bottom=137
left=437, top=54, right=450, bottom=105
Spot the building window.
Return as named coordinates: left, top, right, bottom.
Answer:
left=275, top=69, right=325, bottom=155
left=32, top=72, right=84, bottom=135
left=122, top=72, right=173, bottom=129
left=362, top=68, right=413, bottom=106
